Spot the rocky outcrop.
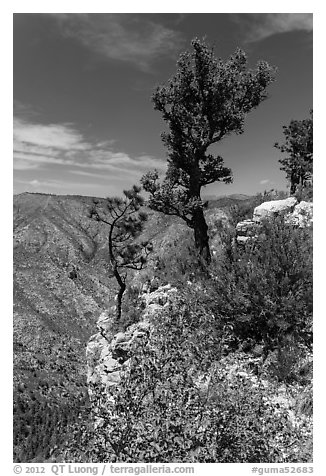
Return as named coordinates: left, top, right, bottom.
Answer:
left=253, top=197, right=298, bottom=222
left=235, top=219, right=257, bottom=245
left=86, top=284, right=177, bottom=393
left=236, top=197, right=313, bottom=245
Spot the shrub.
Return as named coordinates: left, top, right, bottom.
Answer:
left=294, top=184, right=313, bottom=202
left=212, top=217, right=313, bottom=356
left=149, top=235, right=209, bottom=287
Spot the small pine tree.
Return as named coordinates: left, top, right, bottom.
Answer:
left=274, top=110, right=313, bottom=195
left=90, top=185, right=152, bottom=321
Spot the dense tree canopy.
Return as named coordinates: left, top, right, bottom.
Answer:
left=275, top=110, right=313, bottom=195
left=142, top=38, right=276, bottom=263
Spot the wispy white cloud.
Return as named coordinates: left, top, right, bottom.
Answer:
left=233, top=13, right=313, bottom=43
left=13, top=118, right=85, bottom=170
left=260, top=179, right=270, bottom=185
left=53, top=13, right=184, bottom=72
left=13, top=117, right=165, bottom=177
left=14, top=160, right=40, bottom=171
left=14, top=118, right=90, bottom=151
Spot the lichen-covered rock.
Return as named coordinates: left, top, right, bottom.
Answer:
left=253, top=197, right=298, bottom=222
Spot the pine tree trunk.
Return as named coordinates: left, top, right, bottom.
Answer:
left=290, top=170, right=299, bottom=195
left=189, top=163, right=211, bottom=265
left=113, top=267, right=126, bottom=321
left=115, top=282, right=126, bottom=321
left=193, top=208, right=211, bottom=264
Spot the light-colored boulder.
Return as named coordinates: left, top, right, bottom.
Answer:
left=97, top=309, right=115, bottom=337
left=236, top=219, right=257, bottom=235
left=253, top=197, right=298, bottom=222
left=235, top=220, right=258, bottom=245
left=235, top=198, right=312, bottom=246
left=236, top=235, right=251, bottom=245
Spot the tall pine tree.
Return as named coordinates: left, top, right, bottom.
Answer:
left=142, top=38, right=276, bottom=263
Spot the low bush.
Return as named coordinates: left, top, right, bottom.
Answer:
left=294, top=184, right=313, bottom=202
left=211, top=217, right=313, bottom=356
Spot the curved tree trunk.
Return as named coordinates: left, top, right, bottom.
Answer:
left=116, top=281, right=126, bottom=321
left=113, top=266, right=126, bottom=321
left=193, top=207, right=211, bottom=264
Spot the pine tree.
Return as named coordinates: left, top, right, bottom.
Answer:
left=274, top=110, right=313, bottom=195
left=141, top=38, right=276, bottom=263
left=90, top=185, right=152, bottom=321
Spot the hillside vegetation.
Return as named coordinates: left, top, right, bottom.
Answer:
left=13, top=190, right=312, bottom=463
left=13, top=191, right=240, bottom=461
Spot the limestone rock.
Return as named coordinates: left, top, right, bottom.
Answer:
left=97, top=309, right=115, bottom=339
left=236, top=219, right=257, bottom=245
left=236, top=235, right=251, bottom=245
left=253, top=197, right=297, bottom=222
left=86, top=284, right=177, bottom=393
left=235, top=197, right=312, bottom=246
left=236, top=219, right=257, bottom=235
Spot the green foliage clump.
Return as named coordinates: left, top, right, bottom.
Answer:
left=294, top=184, right=313, bottom=202
left=214, top=217, right=313, bottom=355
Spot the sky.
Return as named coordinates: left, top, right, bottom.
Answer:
left=13, top=12, right=313, bottom=198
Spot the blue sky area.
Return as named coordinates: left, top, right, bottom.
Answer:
left=13, top=13, right=313, bottom=198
